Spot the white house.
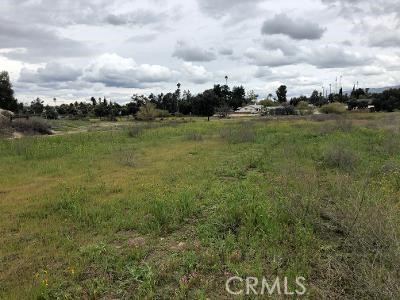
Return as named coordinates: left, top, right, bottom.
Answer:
left=235, top=104, right=263, bottom=114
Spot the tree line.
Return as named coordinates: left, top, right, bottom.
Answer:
left=1, top=70, right=400, bottom=121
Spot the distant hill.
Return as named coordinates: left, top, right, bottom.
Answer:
left=344, top=85, right=400, bottom=95
left=367, top=85, right=400, bottom=94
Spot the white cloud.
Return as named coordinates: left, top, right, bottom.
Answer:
left=181, top=62, right=213, bottom=84
left=83, top=53, right=175, bottom=88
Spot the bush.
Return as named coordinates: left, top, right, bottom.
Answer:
left=11, top=117, right=52, bottom=135
left=0, top=114, right=12, bottom=137
left=323, top=145, right=358, bottom=171
left=264, top=103, right=296, bottom=116
left=296, top=101, right=313, bottom=115
left=136, top=103, right=157, bottom=121
left=136, top=103, right=170, bottom=121
left=320, top=102, right=347, bottom=114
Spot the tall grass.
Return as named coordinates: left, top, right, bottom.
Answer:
left=1, top=115, right=400, bottom=299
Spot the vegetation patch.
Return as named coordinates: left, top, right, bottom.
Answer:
left=322, top=144, right=359, bottom=171
left=11, top=117, right=52, bottom=135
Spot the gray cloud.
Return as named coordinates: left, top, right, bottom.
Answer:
left=0, top=22, right=93, bottom=62
left=368, top=27, right=400, bottom=48
left=304, top=45, right=372, bottom=68
left=320, top=0, right=400, bottom=21
left=246, top=44, right=371, bottom=68
left=196, top=0, right=266, bottom=22
left=126, top=33, right=158, bottom=43
left=1, top=0, right=170, bottom=27
left=254, top=67, right=300, bottom=79
left=173, top=41, right=216, bottom=62
left=245, top=48, right=301, bottom=67
left=219, top=48, right=234, bottom=56
left=261, top=14, right=326, bottom=40
left=18, top=53, right=177, bottom=90
left=261, top=36, right=300, bottom=56
left=105, top=10, right=167, bottom=26
left=19, top=63, right=82, bottom=84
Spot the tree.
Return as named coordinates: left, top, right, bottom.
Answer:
left=192, top=89, right=218, bottom=121
left=90, top=97, right=97, bottom=106
left=290, top=96, right=307, bottom=106
left=30, top=98, right=44, bottom=115
left=178, top=90, right=193, bottom=115
left=259, top=99, right=276, bottom=107
left=161, top=92, right=178, bottom=114
left=43, top=105, right=59, bottom=119
left=276, top=85, right=287, bottom=103
left=229, top=86, right=246, bottom=110
left=351, top=88, right=366, bottom=99
left=246, top=90, right=258, bottom=104
left=309, top=90, right=325, bottom=106
left=0, top=71, right=18, bottom=112
left=372, top=89, right=400, bottom=112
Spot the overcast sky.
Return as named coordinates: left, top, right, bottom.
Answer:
left=1, top=0, right=399, bottom=104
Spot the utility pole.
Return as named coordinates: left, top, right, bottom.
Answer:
left=335, top=77, right=338, bottom=94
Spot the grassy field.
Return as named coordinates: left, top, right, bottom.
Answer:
left=1, top=114, right=399, bottom=299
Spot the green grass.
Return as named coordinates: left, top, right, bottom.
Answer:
left=0, top=115, right=399, bottom=299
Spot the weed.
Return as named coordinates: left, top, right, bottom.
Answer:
left=322, top=144, right=359, bottom=171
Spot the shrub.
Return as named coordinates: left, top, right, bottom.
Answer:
left=0, top=114, right=12, bottom=137
left=11, top=117, right=52, bottom=135
left=296, top=101, right=313, bottom=115
left=320, top=102, right=347, bottom=114
left=136, top=103, right=170, bottom=121
left=264, top=103, right=296, bottom=116
left=323, top=145, right=358, bottom=171
left=136, top=103, right=157, bottom=121
left=158, top=109, right=171, bottom=118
